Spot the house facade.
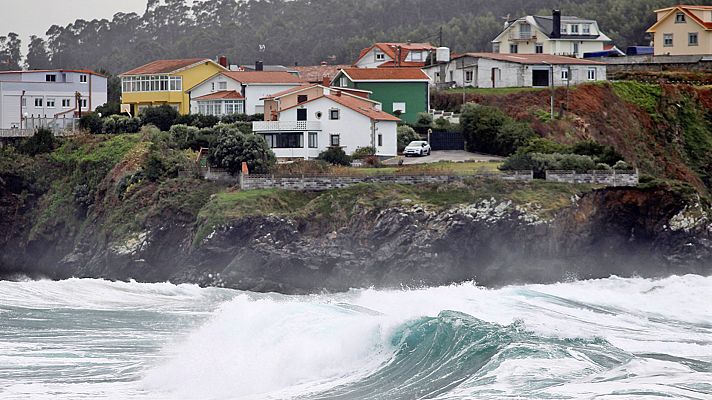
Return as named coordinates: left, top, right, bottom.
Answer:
left=423, top=53, right=606, bottom=89
left=646, top=5, right=712, bottom=56
left=253, top=84, right=399, bottom=159
left=331, top=68, right=430, bottom=124
left=0, top=69, right=107, bottom=129
left=353, top=42, right=437, bottom=68
left=120, top=58, right=227, bottom=115
left=188, top=71, right=303, bottom=116
left=492, top=10, right=611, bottom=58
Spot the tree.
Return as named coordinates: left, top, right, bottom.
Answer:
left=0, top=32, right=22, bottom=71
left=18, top=128, right=56, bottom=156
left=460, top=103, right=508, bottom=154
left=140, top=105, right=179, bottom=131
left=25, top=36, right=52, bottom=69
left=317, top=146, right=352, bottom=166
left=208, top=128, right=276, bottom=174
left=397, top=125, right=421, bottom=152
left=79, top=113, right=104, bottom=134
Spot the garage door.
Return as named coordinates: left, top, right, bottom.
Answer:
left=532, top=70, right=549, bottom=87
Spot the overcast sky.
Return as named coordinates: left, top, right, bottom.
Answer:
left=2, top=0, right=148, bottom=51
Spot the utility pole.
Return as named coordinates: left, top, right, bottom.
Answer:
left=542, top=62, right=554, bottom=120
left=439, top=26, right=443, bottom=47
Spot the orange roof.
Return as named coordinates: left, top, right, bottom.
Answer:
left=325, top=93, right=400, bottom=121
left=221, top=71, right=304, bottom=84
left=121, top=58, right=217, bottom=75
left=355, top=42, right=436, bottom=67
left=648, top=5, right=712, bottom=31
left=262, top=84, right=318, bottom=100
left=293, top=65, right=350, bottom=83
left=338, top=68, right=431, bottom=81
left=453, top=53, right=605, bottom=65
left=193, top=90, right=244, bottom=100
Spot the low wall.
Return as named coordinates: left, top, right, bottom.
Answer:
left=545, top=170, right=638, bottom=186
left=238, top=171, right=534, bottom=191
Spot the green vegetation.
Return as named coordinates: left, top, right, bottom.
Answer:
left=397, top=125, right=422, bottom=152
left=317, top=147, right=352, bottom=166
left=460, top=103, right=535, bottom=156
left=208, top=127, right=276, bottom=174
left=610, top=81, right=662, bottom=116
left=445, top=87, right=546, bottom=95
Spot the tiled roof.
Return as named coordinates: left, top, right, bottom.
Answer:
left=193, top=90, right=244, bottom=100
left=325, top=93, right=400, bottom=121
left=221, top=71, right=304, bottom=84
left=454, top=53, right=605, bottom=65
left=648, top=5, right=712, bottom=31
left=356, top=42, right=436, bottom=67
left=262, top=84, right=317, bottom=100
left=339, top=67, right=430, bottom=81
left=293, top=65, right=350, bottom=82
left=121, top=58, right=214, bottom=75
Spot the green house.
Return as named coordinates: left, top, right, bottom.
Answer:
left=332, top=68, right=430, bottom=124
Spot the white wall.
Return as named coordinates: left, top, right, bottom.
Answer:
left=269, top=95, right=397, bottom=158
left=354, top=48, right=391, bottom=68
left=190, top=74, right=301, bottom=116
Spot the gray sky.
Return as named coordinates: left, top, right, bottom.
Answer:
left=2, top=0, right=148, bottom=52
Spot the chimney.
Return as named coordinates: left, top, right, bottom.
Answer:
left=551, top=10, right=562, bottom=39
left=218, top=56, right=228, bottom=68
left=322, top=76, right=331, bottom=87
left=255, top=61, right=264, bottom=71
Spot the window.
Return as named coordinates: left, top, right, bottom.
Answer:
left=329, top=108, right=340, bottom=120
left=535, top=43, right=543, bottom=53
left=519, top=23, right=531, bottom=38
left=411, top=51, right=423, bottom=61
left=582, top=24, right=590, bottom=35
left=21, top=97, right=26, bottom=107
left=375, top=50, right=385, bottom=61
left=46, top=98, right=55, bottom=108
left=492, top=43, right=500, bottom=53
left=79, top=74, right=88, bottom=83
left=464, top=70, right=473, bottom=82
left=675, top=12, right=686, bottom=23
left=34, top=98, right=43, bottom=107
left=80, top=99, right=88, bottom=108
left=587, top=68, right=596, bottom=80
left=62, top=99, right=71, bottom=108
left=218, top=81, right=227, bottom=90
left=573, top=42, right=579, bottom=55
left=377, top=134, right=383, bottom=147
left=211, top=82, right=215, bottom=92
left=664, top=33, right=673, bottom=47
left=571, top=24, right=579, bottom=34
left=297, top=94, right=308, bottom=103
left=509, top=44, right=518, bottom=53
left=339, top=77, right=348, bottom=87
left=45, top=74, right=56, bottom=82
left=689, top=32, right=699, bottom=46
left=561, top=24, right=568, bottom=34
left=121, top=75, right=182, bottom=92
left=224, top=100, right=244, bottom=114
left=308, top=132, right=318, bottom=148
left=561, top=69, right=569, bottom=80
left=262, top=133, right=303, bottom=148
left=330, top=134, right=340, bottom=147
left=393, top=102, right=406, bottom=114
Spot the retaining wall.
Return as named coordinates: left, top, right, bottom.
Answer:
left=545, top=170, right=639, bottom=186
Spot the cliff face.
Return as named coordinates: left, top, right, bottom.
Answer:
left=2, top=177, right=709, bottom=294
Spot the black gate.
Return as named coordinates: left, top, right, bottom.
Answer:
left=428, top=131, right=465, bottom=150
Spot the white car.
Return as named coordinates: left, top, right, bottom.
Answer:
left=403, top=141, right=431, bottom=157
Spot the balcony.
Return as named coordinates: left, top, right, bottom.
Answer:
left=509, top=32, right=536, bottom=41
left=252, top=120, right=322, bottom=132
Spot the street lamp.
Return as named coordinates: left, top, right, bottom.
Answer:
left=542, top=61, right=554, bottom=120
left=19, top=90, right=25, bottom=129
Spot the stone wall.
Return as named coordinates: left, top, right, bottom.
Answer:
left=545, top=170, right=639, bottom=186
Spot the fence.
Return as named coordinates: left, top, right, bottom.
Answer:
left=545, top=170, right=639, bottom=186
left=25, top=116, right=79, bottom=134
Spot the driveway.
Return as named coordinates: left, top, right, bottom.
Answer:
left=383, top=150, right=504, bottom=165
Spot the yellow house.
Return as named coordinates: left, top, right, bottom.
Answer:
left=646, top=5, right=712, bottom=56
left=119, top=58, right=227, bottom=115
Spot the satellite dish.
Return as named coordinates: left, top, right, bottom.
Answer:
left=258, top=44, right=266, bottom=52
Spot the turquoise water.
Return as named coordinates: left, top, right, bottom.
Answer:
left=0, top=276, right=711, bottom=399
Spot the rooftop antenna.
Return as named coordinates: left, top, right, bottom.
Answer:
left=258, top=44, right=266, bottom=53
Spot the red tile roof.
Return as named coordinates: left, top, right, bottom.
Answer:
left=293, top=65, right=351, bottom=83
left=339, top=68, right=431, bottom=81
left=648, top=5, right=712, bottom=31
left=326, top=93, right=401, bottom=121
left=453, top=53, right=605, bottom=65
left=193, top=90, right=244, bottom=100
left=355, top=42, right=436, bottom=67
left=262, top=84, right=318, bottom=100
left=121, top=58, right=216, bottom=75
left=221, top=71, right=304, bottom=84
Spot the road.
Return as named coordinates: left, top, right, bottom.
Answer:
left=383, top=150, right=504, bottom=165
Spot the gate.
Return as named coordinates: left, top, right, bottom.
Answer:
left=428, top=131, right=464, bottom=151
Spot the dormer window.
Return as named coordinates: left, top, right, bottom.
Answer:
left=561, top=25, right=568, bottom=34
left=571, top=24, right=579, bottom=34
left=45, top=74, right=56, bottom=82
left=675, top=12, right=686, bottom=23
left=297, top=94, right=308, bottom=103
left=411, top=51, right=423, bottom=61
left=375, top=50, right=385, bottom=61
left=582, top=24, right=590, bottom=34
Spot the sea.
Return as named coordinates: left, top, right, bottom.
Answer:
left=0, top=275, right=711, bottom=399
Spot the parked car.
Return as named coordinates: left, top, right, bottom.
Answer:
left=403, top=141, right=431, bottom=157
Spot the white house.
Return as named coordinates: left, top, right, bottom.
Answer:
left=253, top=84, right=400, bottom=159
left=423, top=53, right=607, bottom=89
left=492, top=10, right=612, bottom=58
left=0, top=69, right=107, bottom=129
left=188, top=70, right=304, bottom=116
left=353, top=42, right=436, bottom=68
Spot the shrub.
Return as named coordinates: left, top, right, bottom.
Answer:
left=140, top=105, right=179, bottom=131
left=352, top=146, right=376, bottom=160
left=460, top=103, right=508, bottom=155
left=102, top=115, right=142, bottom=134
left=571, top=140, right=624, bottom=165
left=362, top=155, right=383, bottom=167
left=595, top=163, right=613, bottom=171
left=516, top=137, right=571, bottom=155
left=397, top=125, right=421, bottom=152
left=613, top=160, right=632, bottom=170
left=317, top=146, right=352, bottom=166
left=433, top=117, right=452, bottom=131
left=18, top=128, right=56, bottom=156
left=168, top=124, right=200, bottom=149
left=501, top=152, right=596, bottom=178
left=414, top=112, right=434, bottom=128
left=191, top=114, right=220, bottom=129
left=79, top=112, right=103, bottom=134
left=220, top=114, right=250, bottom=124
left=208, top=128, right=276, bottom=174
left=494, top=121, right=535, bottom=156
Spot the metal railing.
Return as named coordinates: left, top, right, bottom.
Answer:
left=509, top=31, right=536, bottom=41
left=252, top=120, right=322, bottom=132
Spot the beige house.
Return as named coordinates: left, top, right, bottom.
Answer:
left=492, top=10, right=611, bottom=58
left=646, top=5, right=712, bottom=56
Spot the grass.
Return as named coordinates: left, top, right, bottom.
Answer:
left=610, top=81, right=662, bottom=116
left=330, top=161, right=504, bottom=176
left=444, top=87, right=547, bottom=95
